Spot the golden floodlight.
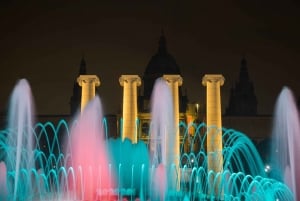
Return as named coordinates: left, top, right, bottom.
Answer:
left=77, top=75, right=100, bottom=111
left=202, top=74, right=225, bottom=198
left=163, top=74, right=183, bottom=191
left=119, top=75, right=141, bottom=143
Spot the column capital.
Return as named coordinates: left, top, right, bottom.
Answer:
left=77, top=75, right=100, bottom=86
left=163, top=74, right=183, bottom=86
left=202, top=74, right=225, bottom=86
left=119, top=75, right=141, bottom=86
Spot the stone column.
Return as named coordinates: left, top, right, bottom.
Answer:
left=119, top=75, right=141, bottom=143
left=163, top=74, right=183, bottom=191
left=202, top=74, right=224, bottom=198
left=77, top=75, right=100, bottom=111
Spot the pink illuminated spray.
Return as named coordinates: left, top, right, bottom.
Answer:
left=0, top=162, right=7, bottom=200
left=65, top=96, right=115, bottom=200
left=153, top=164, right=167, bottom=201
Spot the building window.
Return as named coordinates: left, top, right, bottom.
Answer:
left=142, top=122, right=149, bottom=136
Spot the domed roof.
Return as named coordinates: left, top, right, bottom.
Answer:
left=144, top=33, right=181, bottom=76
left=139, top=32, right=188, bottom=113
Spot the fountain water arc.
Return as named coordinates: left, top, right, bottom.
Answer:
left=0, top=78, right=295, bottom=200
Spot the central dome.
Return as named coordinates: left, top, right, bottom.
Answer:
left=142, top=32, right=182, bottom=100
left=139, top=32, right=187, bottom=114
left=144, top=33, right=181, bottom=75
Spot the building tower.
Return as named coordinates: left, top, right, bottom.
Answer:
left=225, top=57, right=257, bottom=116
left=70, top=57, right=87, bottom=115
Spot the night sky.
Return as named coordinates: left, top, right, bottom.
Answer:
left=0, top=1, right=299, bottom=116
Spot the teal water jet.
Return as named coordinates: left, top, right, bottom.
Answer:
left=4, top=79, right=35, bottom=201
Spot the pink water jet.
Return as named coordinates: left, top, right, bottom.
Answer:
left=153, top=164, right=167, bottom=201
left=0, top=162, right=7, bottom=200
left=65, top=96, right=115, bottom=200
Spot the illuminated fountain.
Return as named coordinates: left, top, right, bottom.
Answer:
left=1, top=79, right=35, bottom=200
left=270, top=86, right=300, bottom=201
left=0, top=77, right=295, bottom=200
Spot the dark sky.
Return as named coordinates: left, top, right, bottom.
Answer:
left=0, top=0, right=299, bottom=116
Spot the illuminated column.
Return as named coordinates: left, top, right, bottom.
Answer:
left=202, top=74, right=224, bottom=198
left=119, top=75, right=141, bottom=143
left=77, top=75, right=100, bottom=111
left=163, top=74, right=182, bottom=190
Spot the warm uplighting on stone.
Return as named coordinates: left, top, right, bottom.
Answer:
left=119, top=75, right=141, bottom=143
left=163, top=74, right=183, bottom=190
left=202, top=74, right=225, bottom=198
left=77, top=75, right=100, bottom=111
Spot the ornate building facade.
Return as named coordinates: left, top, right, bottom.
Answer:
left=69, top=32, right=200, bottom=144
left=68, top=33, right=271, bottom=147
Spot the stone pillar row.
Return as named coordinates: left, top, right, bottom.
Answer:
left=77, top=74, right=183, bottom=145
left=77, top=74, right=224, bottom=163
left=78, top=73, right=225, bottom=196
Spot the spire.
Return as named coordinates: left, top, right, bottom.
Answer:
left=70, top=56, right=87, bottom=115
left=239, top=56, right=249, bottom=82
left=158, top=29, right=167, bottom=54
left=225, top=56, right=257, bottom=116
left=79, top=56, right=87, bottom=75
